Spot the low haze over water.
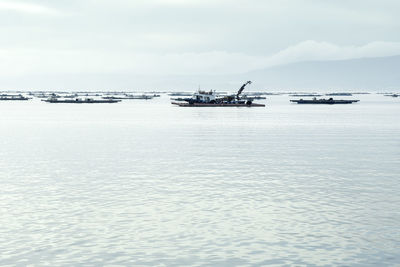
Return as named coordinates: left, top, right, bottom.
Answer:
left=0, top=94, right=399, bottom=266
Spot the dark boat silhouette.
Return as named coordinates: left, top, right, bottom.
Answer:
left=290, top=97, right=359, bottom=104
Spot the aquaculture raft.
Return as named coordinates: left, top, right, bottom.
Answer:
left=42, top=98, right=121, bottom=103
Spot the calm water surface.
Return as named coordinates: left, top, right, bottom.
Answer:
left=0, top=94, right=399, bottom=266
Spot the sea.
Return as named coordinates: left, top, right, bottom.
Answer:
left=0, top=94, right=399, bottom=266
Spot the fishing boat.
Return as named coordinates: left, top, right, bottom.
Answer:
left=171, top=81, right=265, bottom=107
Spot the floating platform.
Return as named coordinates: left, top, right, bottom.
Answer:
left=102, top=96, right=153, bottom=100
left=290, top=99, right=359, bottom=104
left=325, top=93, right=353, bottom=96
left=0, top=97, right=30, bottom=101
left=241, top=96, right=267, bottom=100
left=171, top=102, right=265, bottom=107
left=289, top=94, right=322, bottom=97
left=0, top=94, right=31, bottom=101
left=42, top=98, right=121, bottom=103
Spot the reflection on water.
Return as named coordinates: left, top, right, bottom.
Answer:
left=0, top=95, right=399, bottom=266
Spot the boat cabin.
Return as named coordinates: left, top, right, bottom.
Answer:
left=192, top=90, right=217, bottom=103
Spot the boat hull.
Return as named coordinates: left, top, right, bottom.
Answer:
left=172, top=102, right=265, bottom=107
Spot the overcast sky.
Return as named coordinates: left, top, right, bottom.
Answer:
left=1, top=0, right=400, bottom=78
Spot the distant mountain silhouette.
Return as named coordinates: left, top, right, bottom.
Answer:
left=1, top=55, right=399, bottom=91
left=243, top=55, right=400, bottom=90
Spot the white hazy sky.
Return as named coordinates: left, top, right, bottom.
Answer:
left=1, top=0, right=400, bottom=77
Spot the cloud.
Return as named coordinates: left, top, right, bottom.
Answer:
left=0, top=1, right=59, bottom=15
left=0, top=49, right=261, bottom=76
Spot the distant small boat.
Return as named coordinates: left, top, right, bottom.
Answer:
left=0, top=94, right=30, bottom=101
left=290, top=97, right=359, bottom=104
left=168, top=92, right=192, bottom=97
left=170, top=97, right=191, bottom=101
left=42, top=97, right=120, bottom=103
left=289, top=94, right=322, bottom=97
left=33, top=93, right=61, bottom=99
left=384, top=94, right=399, bottom=97
left=102, top=95, right=153, bottom=100
left=240, top=95, right=267, bottom=100
left=325, top=93, right=353, bottom=96
left=63, top=94, right=79, bottom=98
